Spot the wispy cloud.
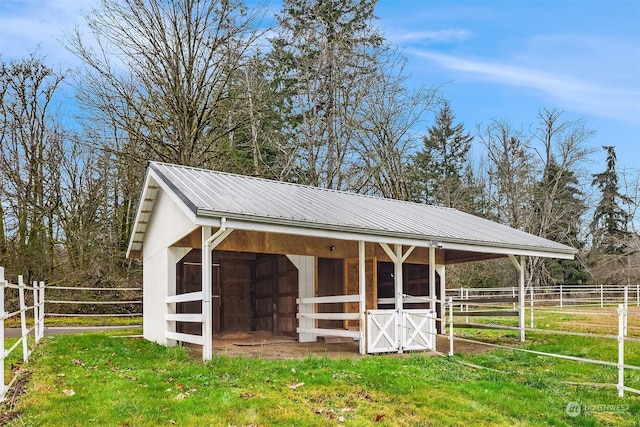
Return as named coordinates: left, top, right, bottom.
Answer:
left=0, top=0, right=97, bottom=67
left=409, top=49, right=640, bottom=125
left=389, top=29, right=471, bottom=44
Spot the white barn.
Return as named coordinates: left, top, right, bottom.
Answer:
left=127, top=162, right=577, bottom=360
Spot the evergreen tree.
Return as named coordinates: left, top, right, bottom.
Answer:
left=269, top=0, right=383, bottom=189
left=590, top=146, right=632, bottom=254
left=412, top=101, right=474, bottom=209
left=540, top=164, right=589, bottom=283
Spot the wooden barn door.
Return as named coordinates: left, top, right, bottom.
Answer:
left=343, top=257, right=377, bottom=330
left=219, top=256, right=254, bottom=332
left=255, top=255, right=277, bottom=333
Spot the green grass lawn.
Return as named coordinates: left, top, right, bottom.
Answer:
left=3, top=309, right=640, bottom=426
left=4, top=331, right=638, bottom=426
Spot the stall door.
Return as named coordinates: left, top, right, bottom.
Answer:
left=220, top=258, right=254, bottom=331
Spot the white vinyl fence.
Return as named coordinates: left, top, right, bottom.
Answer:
left=0, top=267, right=45, bottom=402
left=46, top=285, right=142, bottom=321
left=0, top=266, right=142, bottom=402
left=444, top=288, right=640, bottom=398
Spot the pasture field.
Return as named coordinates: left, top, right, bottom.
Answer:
left=2, top=309, right=639, bottom=426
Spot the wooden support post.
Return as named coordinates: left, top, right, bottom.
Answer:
left=428, top=247, right=436, bottom=313
left=358, top=241, right=366, bottom=355
left=448, top=297, right=453, bottom=356
left=201, top=221, right=233, bottom=362
left=436, top=265, right=446, bottom=334
left=394, top=244, right=403, bottom=353
left=202, top=226, right=213, bottom=362
left=509, top=255, right=525, bottom=342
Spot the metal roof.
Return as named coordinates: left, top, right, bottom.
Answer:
left=127, top=161, right=577, bottom=259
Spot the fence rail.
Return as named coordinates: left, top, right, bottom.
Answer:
left=448, top=283, right=640, bottom=309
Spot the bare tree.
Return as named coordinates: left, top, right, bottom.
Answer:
left=353, top=51, right=439, bottom=199
left=478, top=120, right=535, bottom=229
left=0, top=53, right=66, bottom=282
left=68, top=0, right=266, bottom=168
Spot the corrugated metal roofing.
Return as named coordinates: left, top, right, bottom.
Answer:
left=126, top=161, right=577, bottom=258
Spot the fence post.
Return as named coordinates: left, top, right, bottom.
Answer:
left=623, top=287, right=628, bottom=337
left=448, top=297, right=453, bottom=356
left=33, top=281, right=39, bottom=342
left=459, top=288, right=464, bottom=310
left=464, top=288, right=469, bottom=324
left=618, top=304, right=624, bottom=397
left=512, top=286, right=516, bottom=310
left=600, top=284, right=604, bottom=308
left=0, top=267, right=6, bottom=401
left=39, top=281, right=45, bottom=339
left=18, top=276, right=29, bottom=363
left=559, top=284, right=563, bottom=308
left=530, top=286, right=534, bottom=328
left=637, top=284, right=639, bottom=307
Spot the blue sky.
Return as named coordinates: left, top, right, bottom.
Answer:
left=1, top=0, right=638, bottom=176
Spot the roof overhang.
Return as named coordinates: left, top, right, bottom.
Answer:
left=194, top=213, right=577, bottom=260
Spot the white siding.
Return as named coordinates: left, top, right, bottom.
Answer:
left=142, top=188, right=199, bottom=344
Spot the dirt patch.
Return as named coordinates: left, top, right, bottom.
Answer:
left=0, top=368, right=31, bottom=426
left=183, top=331, right=491, bottom=360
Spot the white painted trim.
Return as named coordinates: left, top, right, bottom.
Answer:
left=149, top=169, right=197, bottom=223
left=166, top=331, right=204, bottom=346
left=379, top=243, right=396, bottom=262
left=166, top=313, right=203, bottom=323
left=166, top=291, right=204, bottom=304
left=401, top=246, right=416, bottom=263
